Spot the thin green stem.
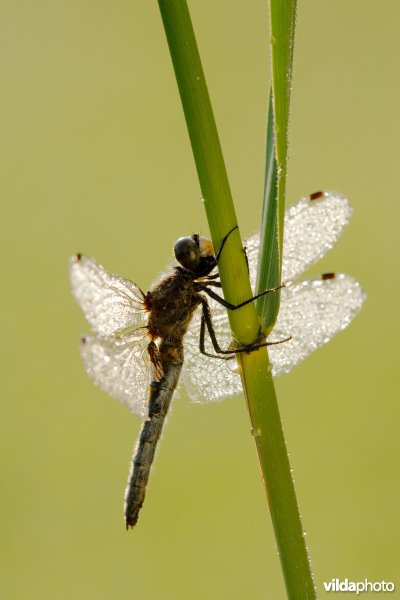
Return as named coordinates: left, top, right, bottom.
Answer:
left=256, top=91, right=281, bottom=334
left=157, top=1, right=315, bottom=598
left=269, top=0, right=297, bottom=255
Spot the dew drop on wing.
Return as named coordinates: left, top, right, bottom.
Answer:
left=182, top=305, right=244, bottom=403
left=245, top=191, right=353, bottom=288
left=268, top=274, right=366, bottom=377
left=69, top=254, right=146, bottom=338
left=79, top=331, right=151, bottom=420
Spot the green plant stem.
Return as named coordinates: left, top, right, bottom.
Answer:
left=256, top=91, right=280, bottom=334
left=158, top=0, right=258, bottom=346
left=269, top=0, right=297, bottom=255
left=241, top=349, right=315, bottom=598
left=157, top=1, right=315, bottom=597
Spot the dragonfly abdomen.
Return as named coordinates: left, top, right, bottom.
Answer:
left=124, top=341, right=184, bottom=528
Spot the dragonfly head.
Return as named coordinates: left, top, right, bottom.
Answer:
left=174, top=234, right=216, bottom=275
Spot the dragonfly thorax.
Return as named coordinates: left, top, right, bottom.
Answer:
left=146, top=271, right=201, bottom=343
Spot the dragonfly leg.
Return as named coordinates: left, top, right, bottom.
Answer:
left=201, top=281, right=222, bottom=288
left=199, top=297, right=292, bottom=357
left=198, top=301, right=235, bottom=360
left=231, top=336, right=292, bottom=353
left=214, top=225, right=250, bottom=272
left=199, top=282, right=284, bottom=311
left=215, top=225, right=238, bottom=263
left=147, top=340, right=164, bottom=381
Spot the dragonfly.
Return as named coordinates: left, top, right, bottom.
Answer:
left=70, top=190, right=365, bottom=528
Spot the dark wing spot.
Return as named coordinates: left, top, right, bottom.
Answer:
left=310, top=191, right=324, bottom=201
left=322, top=272, right=336, bottom=280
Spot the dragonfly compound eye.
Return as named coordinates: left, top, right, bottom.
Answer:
left=174, top=236, right=201, bottom=270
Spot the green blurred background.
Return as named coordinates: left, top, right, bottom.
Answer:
left=1, top=1, right=399, bottom=598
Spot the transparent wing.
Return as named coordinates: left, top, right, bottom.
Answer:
left=268, top=274, right=366, bottom=376
left=182, top=274, right=365, bottom=403
left=79, top=330, right=151, bottom=420
left=246, top=190, right=352, bottom=287
left=70, top=254, right=146, bottom=337
left=182, top=302, right=243, bottom=404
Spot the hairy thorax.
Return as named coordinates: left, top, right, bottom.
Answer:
left=146, top=271, right=200, bottom=342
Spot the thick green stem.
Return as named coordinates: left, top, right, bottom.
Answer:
left=241, top=349, right=315, bottom=598
left=158, top=0, right=258, bottom=346
left=157, top=1, right=315, bottom=597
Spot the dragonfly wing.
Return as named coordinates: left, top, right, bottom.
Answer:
left=245, top=191, right=352, bottom=287
left=182, top=273, right=365, bottom=401
left=79, top=330, right=150, bottom=420
left=268, top=274, right=366, bottom=376
left=182, top=304, right=243, bottom=403
left=70, top=254, right=147, bottom=337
